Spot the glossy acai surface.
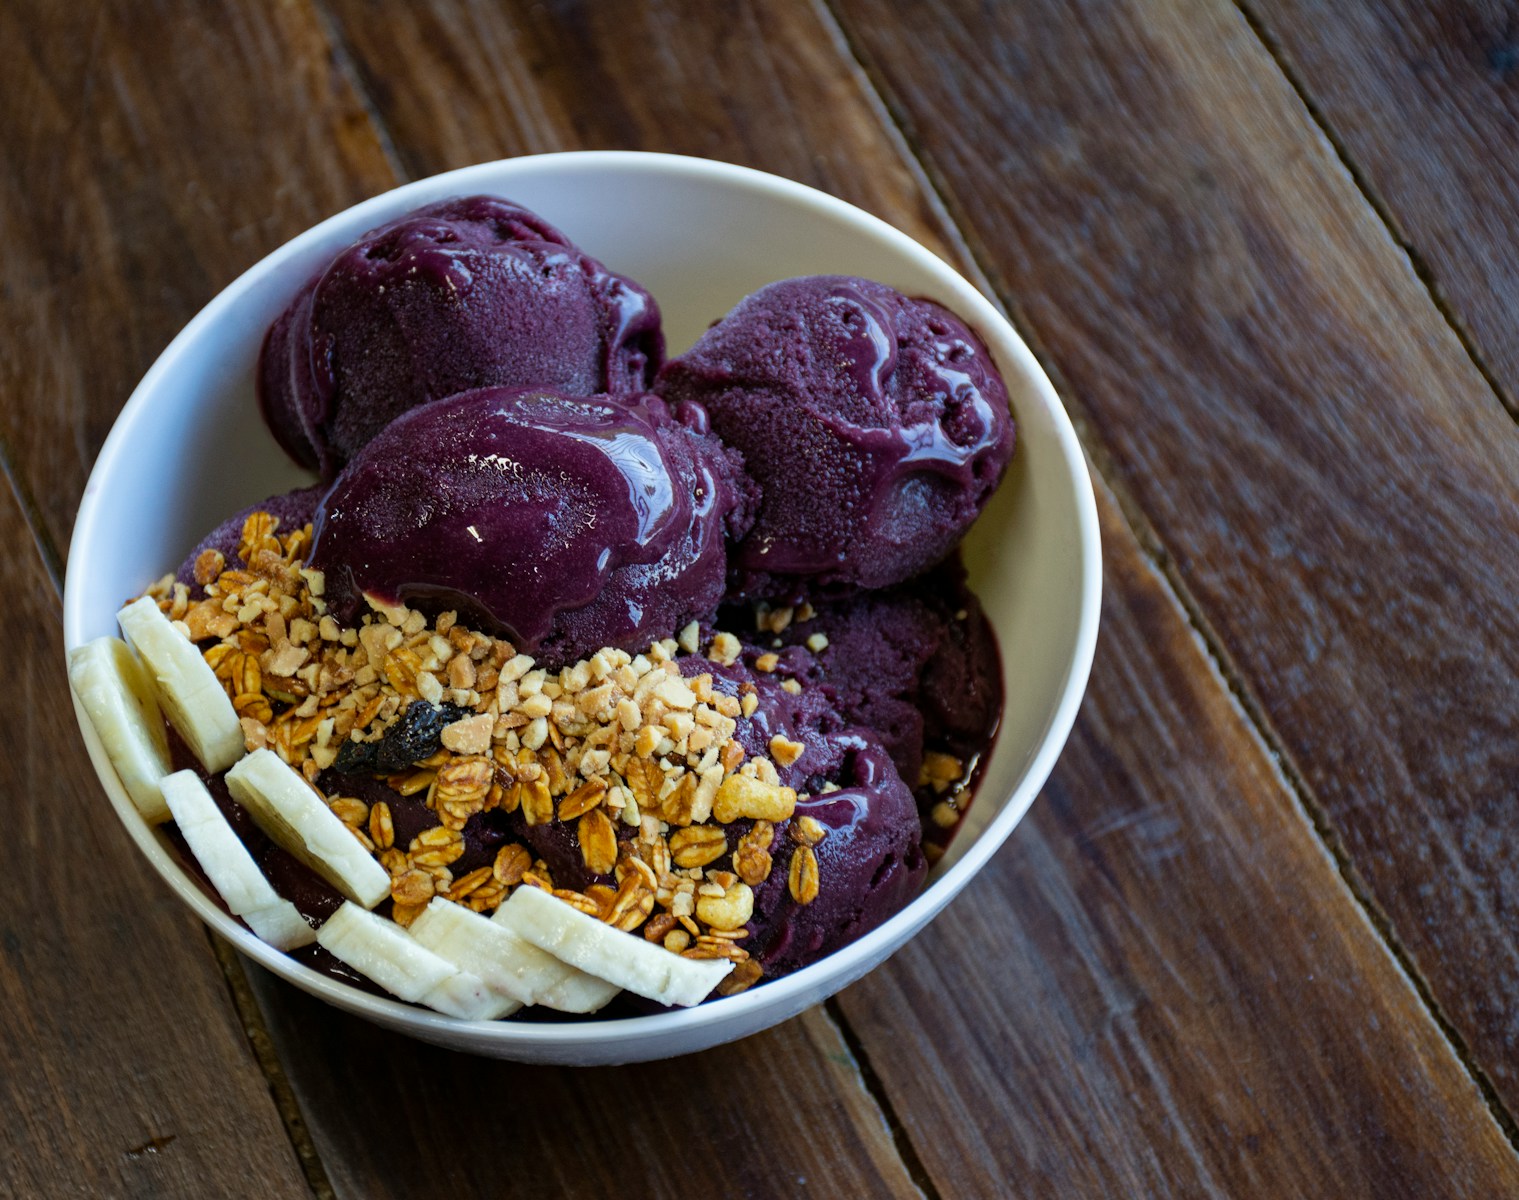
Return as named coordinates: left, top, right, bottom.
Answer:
left=258, top=195, right=663, bottom=476
left=308, top=388, right=755, bottom=669
left=655, top=275, right=1014, bottom=592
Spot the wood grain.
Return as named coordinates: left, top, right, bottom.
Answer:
left=315, top=0, right=1519, bottom=1193
left=245, top=967, right=923, bottom=1200
left=0, top=489, right=312, bottom=1196
left=1246, top=0, right=1519, bottom=416
left=0, top=0, right=396, bottom=568
left=0, top=3, right=937, bottom=1188
left=835, top=488, right=1519, bottom=1197
left=830, top=0, right=1519, bottom=1115
left=318, top=0, right=958, bottom=259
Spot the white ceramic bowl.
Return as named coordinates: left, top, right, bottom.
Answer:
left=64, top=152, right=1100, bottom=1065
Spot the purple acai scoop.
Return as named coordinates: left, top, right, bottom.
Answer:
left=307, top=387, right=754, bottom=669
left=259, top=195, right=664, bottom=476
left=505, top=655, right=926, bottom=981
left=656, top=275, right=1013, bottom=592
left=174, top=484, right=324, bottom=596
left=725, top=561, right=1002, bottom=791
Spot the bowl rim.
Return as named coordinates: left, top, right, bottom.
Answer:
left=64, top=149, right=1101, bottom=1048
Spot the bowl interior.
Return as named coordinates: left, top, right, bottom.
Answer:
left=64, top=152, right=1098, bottom=1064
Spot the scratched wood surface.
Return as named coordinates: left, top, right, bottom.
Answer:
left=832, top=0, right=1519, bottom=1123
left=0, top=498, right=312, bottom=1195
left=6, top=0, right=1519, bottom=1196
left=1247, top=0, right=1519, bottom=418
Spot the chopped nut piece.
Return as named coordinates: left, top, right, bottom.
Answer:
left=713, top=775, right=797, bottom=824
left=707, top=631, right=741, bottom=666
left=780, top=679, right=802, bottom=695
left=696, top=880, right=754, bottom=931
left=788, top=845, right=820, bottom=905
left=919, top=751, right=965, bottom=793
left=441, top=712, right=494, bottom=755
left=677, top=621, right=701, bottom=654
left=769, top=733, right=805, bottom=768
left=930, top=800, right=960, bottom=829
left=791, top=815, right=828, bottom=846
left=664, top=928, right=691, bottom=953
left=805, top=632, right=829, bottom=653
left=754, top=652, right=779, bottom=673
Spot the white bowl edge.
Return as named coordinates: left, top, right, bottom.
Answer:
left=63, top=151, right=1101, bottom=1065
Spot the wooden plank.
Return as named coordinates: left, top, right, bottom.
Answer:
left=1245, top=0, right=1519, bottom=415
left=319, top=0, right=958, bottom=259
left=0, top=0, right=397, bottom=566
left=312, top=0, right=1519, bottom=1192
left=0, top=3, right=932, bottom=1192
left=244, top=965, right=923, bottom=1200
left=828, top=0, right=1519, bottom=1118
left=835, top=489, right=1519, bottom=1197
left=0, top=488, right=313, bottom=1196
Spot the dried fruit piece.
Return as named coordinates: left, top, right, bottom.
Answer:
left=332, top=700, right=470, bottom=774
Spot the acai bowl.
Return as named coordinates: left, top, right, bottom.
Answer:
left=64, top=152, right=1099, bottom=1065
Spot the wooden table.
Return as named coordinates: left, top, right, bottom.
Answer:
left=6, top=2, right=1518, bottom=1195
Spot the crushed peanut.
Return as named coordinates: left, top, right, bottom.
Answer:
left=155, top=510, right=874, bottom=987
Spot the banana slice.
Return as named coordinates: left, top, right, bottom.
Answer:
left=67, top=636, right=172, bottom=823
left=412, top=898, right=618, bottom=1013
left=317, top=902, right=515, bottom=1020
left=499, top=885, right=733, bottom=1007
left=161, top=769, right=316, bottom=951
left=224, top=749, right=390, bottom=908
left=116, top=596, right=244, bottom=772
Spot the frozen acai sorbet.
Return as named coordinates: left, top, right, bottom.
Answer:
left=501, top=653, right=927, bottom=980
left=174, top=485, right=323, bottom=596
left=259, top=196, right=663, bottom=475
left=307, top=387, right=755, bottom=668
left=656, top=275, right=1013, bottom=592
left=81, top=247, right=1019, bottom=1020
left=724, top=562, right=1002, bottom=794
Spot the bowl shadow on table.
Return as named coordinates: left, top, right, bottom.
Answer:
left=240, top=957, right=915, bottom=1197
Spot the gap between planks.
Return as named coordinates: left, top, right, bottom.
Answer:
left=23, top=0, right=1518, bottom=1176
left=817, top=0, right=1519, bottom=1160
left=1234, top=0, right=1519, bottom=426
left=0, top=439, right=336, bottom=1197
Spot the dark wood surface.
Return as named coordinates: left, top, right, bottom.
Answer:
left=7, top=1, right=1518, bottom=1196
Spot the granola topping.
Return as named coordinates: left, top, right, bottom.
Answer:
left=152, top=510, right=982, bottom=993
